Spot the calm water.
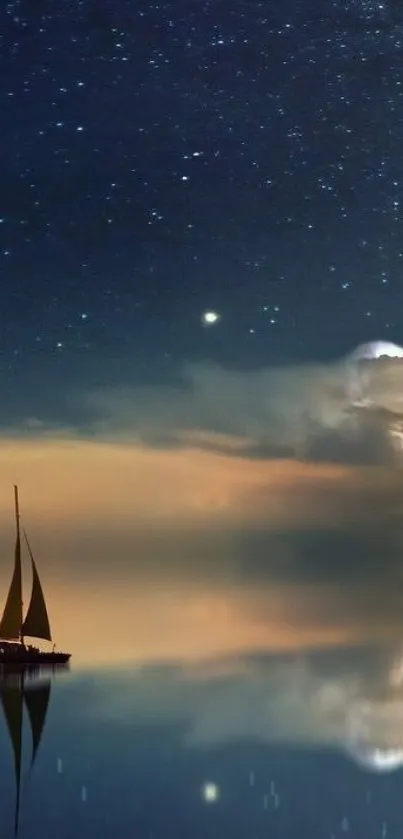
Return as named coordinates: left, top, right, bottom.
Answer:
left=1, top=645, right=403, bottom=838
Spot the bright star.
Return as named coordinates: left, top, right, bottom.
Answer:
left=202, top=310, right=220, bottom=326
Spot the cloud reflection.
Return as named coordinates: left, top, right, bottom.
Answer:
left=83, top=643, right=403, bottom=773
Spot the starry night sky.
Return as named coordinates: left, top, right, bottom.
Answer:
left=5, top=7, right=403, bottom=829
left=4, top=0, right=403, bottom=422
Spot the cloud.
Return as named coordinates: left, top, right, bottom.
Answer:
left=8, top=346, right=403, bottom=467
left=76, top=353, right=403, bottom=465
left=0, top=346, right=402, bottom=665
left=81, top=361, right=344, bottom=451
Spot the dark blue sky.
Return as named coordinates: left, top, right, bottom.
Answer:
left=3, top=0, right=403, bottom=418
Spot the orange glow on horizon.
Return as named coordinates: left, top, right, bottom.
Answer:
left=0, top=434, right=399, bottom=667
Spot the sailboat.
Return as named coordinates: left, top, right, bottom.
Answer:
left=0, top=486, right=71, bottom=665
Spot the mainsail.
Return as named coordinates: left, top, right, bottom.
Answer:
left=0, top=486, right=22, bottom=640
left=0, top=486, right=52, bottom=643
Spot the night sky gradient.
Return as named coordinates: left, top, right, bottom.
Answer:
left=3, top=4, right=403, bottom=835
left=3, top=0, right=403, bottom=415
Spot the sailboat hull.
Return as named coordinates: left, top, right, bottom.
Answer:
left=0, top=644, right=70, bottom=665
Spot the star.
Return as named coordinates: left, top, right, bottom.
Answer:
left=201, top=310, right=221, bottom=326
left=1, top=0, right=403, bottom=391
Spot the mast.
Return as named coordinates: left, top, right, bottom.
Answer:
left=0, top=486, right=23, bottom=642
left=14, top=486, right=24, bottom=648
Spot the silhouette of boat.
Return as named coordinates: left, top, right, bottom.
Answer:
left=0, top=486, right=71, bottom=665
left=0, top=664, right=66, bottom=835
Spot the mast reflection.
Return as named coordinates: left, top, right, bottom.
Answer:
left=0, top=663, right=69, bottom=836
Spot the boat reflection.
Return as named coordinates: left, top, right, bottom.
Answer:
left=0, top=663, right=69, bottom=836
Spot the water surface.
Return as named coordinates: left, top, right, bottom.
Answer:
left=2, top=642, right=403, bottom=838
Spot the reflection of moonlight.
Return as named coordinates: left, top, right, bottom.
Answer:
left=345, top=699, right=403, bottom=773
left=201, top=782, right=220, bottom=802
left=347, top=747, right=403, bottom=773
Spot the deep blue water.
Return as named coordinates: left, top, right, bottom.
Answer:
left=0, top=650, right=402, bottom=838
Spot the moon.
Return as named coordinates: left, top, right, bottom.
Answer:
left=348, top=340, right=403, bottom=362
left=345, top=340, right=403, bottom=405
